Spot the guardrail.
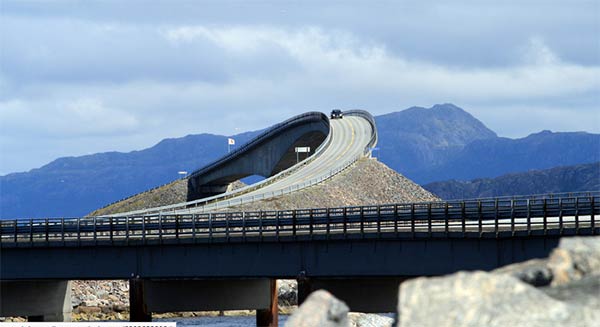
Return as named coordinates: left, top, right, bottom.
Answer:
left=2, top=192, right=597, bottom=247
left=344, top=110, right=378, bottom=155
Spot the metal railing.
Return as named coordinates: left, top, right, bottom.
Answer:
left=2, top=192, right=598, bottom=248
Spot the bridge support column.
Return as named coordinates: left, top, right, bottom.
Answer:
left=129, top=277, right=151, bottom=322
left=256, top=279, right=278, bottom=327
left=0, top=280, right=72, bottom=321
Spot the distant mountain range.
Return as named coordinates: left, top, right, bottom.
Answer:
left=1, top=103, right=598, bottom=218
left=424, top=162, right=600, bottom=200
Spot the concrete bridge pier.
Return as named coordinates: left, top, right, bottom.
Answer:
left=128, top=278, right=278, bottom=326
left=0, top=280, right=72, bottom=321
left=296, top=277, right=409, bottom=313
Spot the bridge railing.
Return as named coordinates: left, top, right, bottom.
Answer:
left=1, top=192, right=598, bottom=247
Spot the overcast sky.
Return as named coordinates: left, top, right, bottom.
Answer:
left=1, top=0, right=599, bottom=175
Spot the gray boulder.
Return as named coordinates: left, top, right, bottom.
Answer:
left=397, top=271, right=599, bottom=327
left=286, top=290, right=349, bottom=327
left=548, top=236, right=600, bottom=285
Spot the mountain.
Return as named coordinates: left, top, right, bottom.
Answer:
left=375, top=103, right=497, bottom=182
left=0, top=131, right=260, bottom=218
left=1, top=103, right=598, bottom=218
left=424, top=162, right=600, bottom=200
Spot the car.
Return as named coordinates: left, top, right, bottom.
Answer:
left=330, top=109, right=343, bottom=119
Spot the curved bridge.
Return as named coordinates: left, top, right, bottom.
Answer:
left=187, top=112, right=330, bottom=201
left=111, top=110, right=377, bottom=216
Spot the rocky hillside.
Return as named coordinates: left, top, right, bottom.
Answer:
left=424, top=162, right=600, bottom=200
left=221, top=158, right=438, bottom=212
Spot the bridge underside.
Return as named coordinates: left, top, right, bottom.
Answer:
left=187, top=121, right=328, bottom=201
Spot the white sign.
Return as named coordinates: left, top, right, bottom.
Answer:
left=228, top=138, right=235, bottom=145
left=295, top=147, right=311, bottom=153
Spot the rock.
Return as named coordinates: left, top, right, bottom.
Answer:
left=492, top=258, right=553, bottom=286
left=397, top=271, right=596, bottom=327
left=348, top=312, right=393, bottom=327
left=76, top=306, right=102, bottom=314
left=278, top=279, right=298, bottom=306
left=541, top=275, right=600, bottom=307
left=548, top=236, right=600, bottom=285
left=286, top=290, right=349, bottom=327
left=112, top=304, right=128, bottom=313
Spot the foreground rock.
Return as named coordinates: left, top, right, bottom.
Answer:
left=398, top=236, right=600, bottom=327
left=548, top=236, right=600, bottom=285
left=286, top=290, right=349, bottom=327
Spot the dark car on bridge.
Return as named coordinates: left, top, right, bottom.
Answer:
left=331, top=109, right=343, bottom=119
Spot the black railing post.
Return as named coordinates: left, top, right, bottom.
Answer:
left=226, top=213, right=231, bottom=242
left=478, top=201, right=482, bottom=237
left=592, top=196, right=596, bottom=234
left=259, top=211, right=264, bottom=241
left=175, top=215, right=180, bottom=241
left=125, top=216, right=130, bottom=245
left=61, top=218, right=65, bottom=245
left=13, top=220, right=18, bottom=244
left=343, top=207, right=347, bottom=238
left=494, top=199, right=499, bottom=237
left=192, top=214, right=197, bottom=242
left=208, top=213, right=213, bottom=242
left=142, top=216, right=146, bottom=244
left=510, top=200, right=515, bottom=236
left=444, top=202, right=449, bottom=237
left=427, top=203, right=432, bottom=238
left=310, top=209, right=315, bottom=241
left=377, top=205, right=381, bottom=238
left=159, top=214, right=163, bottom=244
left=360, top=207, right=364, bottom=238
left=30, top=218, right=33, bottom=245
left=242, top=212, right=246, bottom=242
left=109, top=217, right=113, bottom=245
left=45, top=218, right=49, bottom=244
left=276, top=211, right=280, bottom=241
left=461, top=202, right=466, bottom=237
left=326, top=209, right=331, bottom=240
left=292, top=210, right=297, bottom=239
left=543, top=198, right=547, bottom=235
left=527, top=199, right=531, bottom=236
left=575, top=197, right=580, bottom=234
left=394, top=204, right=399, bottom=237
left=559, top=199, right=564, bottom=235
left=77, top=218, right=81, bottom=246
left=93, top=217, right=97, bottom=246
left=411, top=203, right=415, bottom=238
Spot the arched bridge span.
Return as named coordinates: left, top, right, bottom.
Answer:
left=187, top=112, right=330, bottom=201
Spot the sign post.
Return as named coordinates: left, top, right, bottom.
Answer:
left=228, top=138, right=235, bottom=153
left=295, top=147, right=311, bottom=163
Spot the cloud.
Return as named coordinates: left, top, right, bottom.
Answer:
left=0, top=3, right=599, bottom=174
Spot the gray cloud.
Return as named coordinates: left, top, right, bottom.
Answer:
left=0, top=0, right=599, bottom=175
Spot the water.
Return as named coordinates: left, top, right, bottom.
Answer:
left=155, top=315, right=290, bottom=326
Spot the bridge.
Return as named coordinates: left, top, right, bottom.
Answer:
left=0, top=110, right=598, bottom=326
left=1, top=192, right=598, bottom=324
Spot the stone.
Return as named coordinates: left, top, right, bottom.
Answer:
left=76, top=306, right=102, bottom=314
left=397, top=271, right=594, bottom=327
left=112, top=304, right=128, bottom=313
left=492, top=258, right=553, bottom=286
left=548, top=236, right=600, bottom=286
left=348, top=312, right=393, bottom=327
left=285, top=290, right=349, bottom=327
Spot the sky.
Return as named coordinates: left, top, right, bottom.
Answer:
left=1, top=0, right=599, bottom=175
